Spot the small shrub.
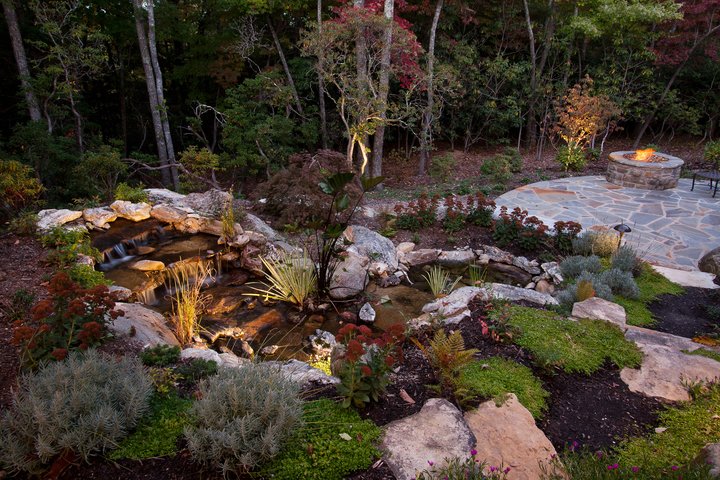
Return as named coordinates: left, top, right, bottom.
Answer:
left=40, top=227, right=102, bottom=268
left=560, top=255, right=603, bottom=279
left=114, top=182, right=148, bottom=203
left=475, top=299, right=517, bottom=343
left=600, top=268, right=640, bottom=299
left=417, top=329, right=478, bottom=389
left=333, top=323, right=405, bottom=408
left=12, top=272, right=122, bottom=369
left=178, top=146, right=220, bottom=192
left=481, top=154, right=513, bottom=184
left=176, top=358, right=219, bottom=381
left=572, top=230, right=619, bottom=257
left=220, top=190, right=238, bottom=243
left=442, top=195, right=467, bottom=233
left=704, top=139, right=720, bottom=168
left=508, top=306, right=642, bottom=374
left=140, top=344, right=181, bottom=367
left=148, top=367, right=182, bottom=397
left=0, top=350, right=152, bottom=475
left=262, top=399, right=382, bottom=480
left=553, top=221, right=582, bottom=254
left=504, top=147, right=523, bottom=172
left=458, top=358, right=548, bottom=419
left=429, top=153, right=456, bottom=181
left=184, top=363, right=304, bottom=475
left=74, top=145, right=128, bottom=201
left=576, top=279, right=596, bottom=301
left=492, top=206, right=548, bottom=251
left=465, top=191, right=496, bottom=227
left=0, top=159, right=43, bottom=221
left=8, top=211, right=38, bottom=235
left=67, top=263, right=110, bottom=288
left=394, top=191, right=439, bottom=231
left=611, top=245, right=643, bottom=276
left=110, top=394, right=193, bottom=461
left=556, top=145, right=587, bottom=171
left=577, top=271, right=613, bottom=300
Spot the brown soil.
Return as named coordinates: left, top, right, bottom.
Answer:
left=649, top=287, right=720, bottom=339
left=0, top=233, right=52, bottom=408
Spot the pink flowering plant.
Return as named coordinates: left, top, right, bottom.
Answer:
left=415, top=450, right=510, bottom=480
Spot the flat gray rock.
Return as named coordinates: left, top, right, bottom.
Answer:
left=489, top=283, right=559, bottom=306
left=110, top=200, right=152, bottom=222
left=343, top=225, right=398, bottom=270
left=150, top=203, right=189, bottom=224
left=330, top=249, right=369, bottom=299
left=420, top=286, right=490, bottom=325
left=571, top=297, right=626, bottom=328
left=381, top=398, right=476, bottom=480
left=82, top=207, right=118, bottom=228
left=438, top=250, right=476, bottom=267
left=37, top=209, right=83, bottom=231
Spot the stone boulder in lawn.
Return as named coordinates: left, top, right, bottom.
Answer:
left=343, top=225, right=398, bottom=271
left=465, top=394, right=562, bottom=480
left=110, top=302, right=179, bottom=347
left=37, top=209, right=83, bottom=231
left=381, top=398, right=476, bottom=480
left=329, top=249, right=369, bottom=300
left=571, top=297, right=626, bottom=328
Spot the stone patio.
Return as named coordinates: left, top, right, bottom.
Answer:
left=496, top=176, right=720, bottom=270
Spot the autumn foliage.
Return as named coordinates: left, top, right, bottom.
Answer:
left=12, top=272, right=123, bottom=369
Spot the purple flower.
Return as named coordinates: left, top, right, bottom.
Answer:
left=470, top=449, right=477, bottom=456
left=607, top=463, right=619, bottom=470
left=503, top=466, right=511, bottom=474
left=427, top=460, right=434, bottom=467
left=671, top=465, right=679, bottom=471
left=631, top=466, right=640, bottom=473
left=489, top=465, right=497, bottom=472
left=596, top=451, right=604, bottom=459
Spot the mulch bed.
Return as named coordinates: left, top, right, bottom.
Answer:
left=649, top=287, right=720, bottom=339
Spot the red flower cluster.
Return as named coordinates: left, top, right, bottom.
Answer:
left=12, top=272, right=122, bottom=369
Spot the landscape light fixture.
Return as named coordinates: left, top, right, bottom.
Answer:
left=613, top=223, right=632, bottom=247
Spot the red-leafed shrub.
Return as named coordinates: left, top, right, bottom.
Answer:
left=12, top=272, right=123, bottom=369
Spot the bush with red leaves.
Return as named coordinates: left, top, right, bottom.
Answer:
left=11, top=272, right=123, bottom=369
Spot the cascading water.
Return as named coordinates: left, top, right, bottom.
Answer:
left=98, top=226, right=168, bottom=271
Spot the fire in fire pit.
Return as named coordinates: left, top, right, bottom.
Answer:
left=634, top=148, right=655, bottom=162
left=607, top=150, right=684, bottom=190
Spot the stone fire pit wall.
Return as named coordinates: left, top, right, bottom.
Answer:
left=606, top=151, right=684, bottom=190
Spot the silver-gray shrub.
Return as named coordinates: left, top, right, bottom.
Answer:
left=571, top=232, right=596, bottom=256
left=560, top=255, right=602, bottom=279
left=556, top=271, right=613, bottom=307
left=600, top=268, right=640, bottom=299
left=611, top=245, right=642, bottom=276
left=184, top=363, right=303, bottom=476
left=0, top=350, right=152, bottom=475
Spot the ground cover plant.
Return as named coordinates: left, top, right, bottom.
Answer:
left=613, top=264, right=684, bottom=327
left=262, top=399, right=382, bottom=480
left=458, top=357, right=549, bottom=418
left=507, top=306, right=642, bottom=374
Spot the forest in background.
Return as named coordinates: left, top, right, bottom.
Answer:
left=1, top=0, right=719, bottom=206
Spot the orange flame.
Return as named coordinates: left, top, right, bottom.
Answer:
left=635, top=148, right=655, bottom=162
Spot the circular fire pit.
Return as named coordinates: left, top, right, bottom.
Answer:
left=606, top=150, right=684, bottom=190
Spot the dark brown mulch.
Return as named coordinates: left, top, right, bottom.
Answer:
left=539, top=366, right=664, bottom=452
left=0, top=233, right=52, bottom=409
left=649, top=287, right=720, bottom=339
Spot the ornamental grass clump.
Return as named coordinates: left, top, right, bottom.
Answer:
left=0, top=350, right=152, bottom=476
left=423, top=265, right=461, bottom=298
left=246, top=252, right=317, bottom=308
left=167, top=259, right=215, bottom=345
left=184, top=364, right=303, bottom=476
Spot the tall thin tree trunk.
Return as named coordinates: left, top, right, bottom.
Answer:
left=268, top=17, right=304, bottom=117
left=354, top=0, right=369, bottom=170
left=3, top=0, right=41, bottom=122
left=132, top=0, right=172, bottom=187
left=145, top=1, right=179, bottom=189
left=370, top=0, right=394, bottom=184
left=317, top=0, right=328, bottom=148
left=522, top=0, right=537, bottom=147
left=418, top=0, right=443, bottom=176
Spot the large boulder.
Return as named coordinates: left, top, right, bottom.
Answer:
left=184, top=189, right=232, bottom=217
left=150, top=203, right=188, bottom=224
left=402, top=249, right=440, bottom=268
left=305, top=329, right=337, bottom=357
left=82, top=207, right=118, bottom=228
left=489, top=283, right=559, bottom=306
left=37, top=209, right=83, bottom=231
left=245, top=213, right=285, bottom=242
left=419, top=286, right=490, bottom=326
left=380, top=398, right=476, bottom=480
left=476, top=245, right=514, bottom=264
left=110, top=200, right=152, bottom=222
left=110, top=302, right=179, bottom=347
left=180, top=347, right=222, bottom=364
left=571, top=297, right=626, bottom=328
left=620, top=327, right=720, bottom=402
left=465, top=394, right=562, bottom=480
left=144, top=188, right=187, bottom=206
left=330, top=249, right=370, bottom=299
left=512, top=256, right=542, bottom=275
left=485, top=262, right=533, bottom=286
left=699, top=247, right=720, bottom=276
left=343, top=225, right=398, bottom=271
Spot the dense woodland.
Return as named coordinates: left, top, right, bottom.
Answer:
left=1, top=0, right=719, bottom=206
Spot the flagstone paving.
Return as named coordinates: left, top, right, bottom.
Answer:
left=496, top=176, right=720, bottom=270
